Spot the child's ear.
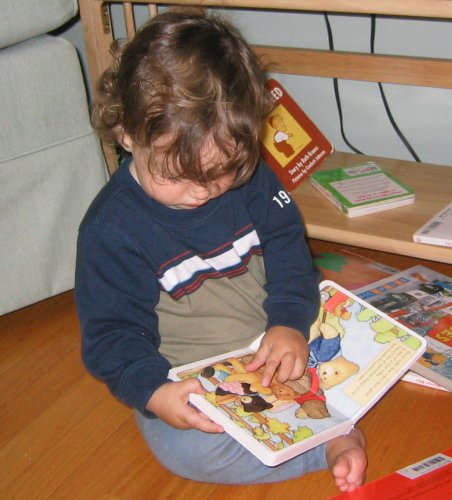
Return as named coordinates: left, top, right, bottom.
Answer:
left=117, top=128, right=133, bottom=152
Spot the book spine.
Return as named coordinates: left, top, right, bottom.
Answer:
left=410, top=363, right=452, bottom=392
left=310, top=178, right=347, bottom=213
left=413, top=233, right=452, bottom=248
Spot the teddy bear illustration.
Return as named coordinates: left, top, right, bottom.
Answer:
left=306, top=289, right=361, bottom=392
left=266, top=304, right=359, bottom=419
left=317, top=356, right=360, bottom=390
left=270, top=371, right=330, bottom=419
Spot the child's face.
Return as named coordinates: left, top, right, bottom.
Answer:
left=126, top=135, right=237, bottom=209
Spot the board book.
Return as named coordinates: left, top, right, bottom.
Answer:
left=310, top=162, right=415, bottom=217
left=330, top=448, right=452, bottom=499
left=354, top=265, right=452, bottom=391
left=413, top=201, right=452, bottom=248
left=169, top=281, right=426, bottom=466
left=260, top=79, right=333, bottom=191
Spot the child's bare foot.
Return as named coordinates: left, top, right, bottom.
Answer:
left=326, top=427, right=367, bottom=493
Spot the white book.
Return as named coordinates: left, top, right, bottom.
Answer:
left=413, top=202, right=452, bottom=248
left=169, top=281, right=426, bottom=466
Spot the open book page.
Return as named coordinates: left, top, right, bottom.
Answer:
left=169, top=281, right=426, bottom=466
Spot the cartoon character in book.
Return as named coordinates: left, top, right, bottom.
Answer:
left=271, top=372, right=330, bottom=419
left=316, top=356, right=359, bottom=390
left=268, top=310, right=359, bottom=419
left=418, top=347, right=447, bottom=369
left=200, top=357, right=273, bottom=411
left=320, top=287, right=353, bottom=321
left=308, top=291, right=360, bottom=390
left=214, top=380, right=274, bottom=412
left=219, top=357, right=273, bottom=395
left=268, top=114, right=295, bottom=158
left=238, top=394, right=274, bottom=413
left=307, top=323, right=359, bottom=395
left=201, top=361, right=234, bottom=381
left=308, top=293, right=345, bottom=373
left=356, top=310, right=423, bottom=350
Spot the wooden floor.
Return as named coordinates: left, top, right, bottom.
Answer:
left=1, top=241, right=451, bottom=500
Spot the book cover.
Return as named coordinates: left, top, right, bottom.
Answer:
left=313, top=248, right=399, bottom=291
left=413, top=201, right=452, bottom=248
left=310, top=162, right=415, bottom=217
left=169, top=281, right=426, bottom=466
left=353, top=265, right=452, bottom=391
left=330, top=448, right=452, bottom=499
left=260, top=79, right=334, bottom=191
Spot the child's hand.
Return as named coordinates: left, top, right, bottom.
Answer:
left=146, top=379, right=224, bottom=434
left=246, top=326, right=309, bottom=387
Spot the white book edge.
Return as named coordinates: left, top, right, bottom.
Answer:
left=413, top=201, right=452, bottom=247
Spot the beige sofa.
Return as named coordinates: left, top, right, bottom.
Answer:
left=0, top=0, right=108, bottom=315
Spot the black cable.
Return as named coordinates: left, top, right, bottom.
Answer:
left=370, top=15, right=421, bottom=162
left=323, top=14, right=364, bottom=154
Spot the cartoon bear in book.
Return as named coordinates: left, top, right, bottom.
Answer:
left=308, top=289, right=361, bottom=390
left=317, top=356, right=360, bottom=390
left=269, top=315, right=358, bottom=419
left=270, top=372, right=330, bottom=419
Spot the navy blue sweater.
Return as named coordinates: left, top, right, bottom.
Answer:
left=75, top=158, right=320, bottom=415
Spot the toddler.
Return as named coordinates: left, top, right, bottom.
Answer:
left=75, top=12, right=366, bottom=491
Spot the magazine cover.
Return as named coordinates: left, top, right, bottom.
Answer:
left=354, top=266, right=452, bottom=390
left=260, top=79, right=333, bottom=191
left=169, top=281, right=426, bottom=466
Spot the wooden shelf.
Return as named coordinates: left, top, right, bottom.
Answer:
left=291, top=152, right=452, bottom=264
left=79, top=1, right=452, bottom=267
left=105, top=0, right=452, bottom=19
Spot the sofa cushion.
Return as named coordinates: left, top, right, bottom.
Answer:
left=0, top=35, right=107, bottom=314
left=0, top=0, right=77, bottom=49
left=0, top=36, right=94, bottom=164
left=0, top=136, right=107, bottom=315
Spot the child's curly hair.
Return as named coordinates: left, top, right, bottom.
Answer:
left=93, top=12, right=271, bottom=187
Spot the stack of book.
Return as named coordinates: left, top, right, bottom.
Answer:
left=310, top=162, right=415, bottom=217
